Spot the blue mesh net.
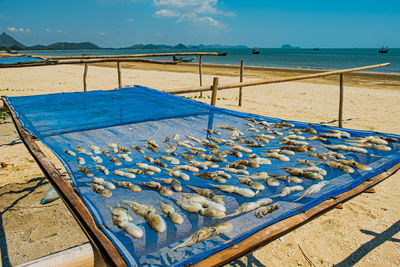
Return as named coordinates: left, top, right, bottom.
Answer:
left=5, top=86, right=400, bottom=266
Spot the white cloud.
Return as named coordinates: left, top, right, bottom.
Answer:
left=153, top=0, right=231, bottom=28
left=127, top=18, right=134, bottom=22
left=7, top=26, right=30, bottom=32
left=57, top=30, right=63, bottom=33
left=154, top=9, right=179, bottom=17
left=99, top=32, right=108, bottom=36
left=46, top=28, right=51, bottom=32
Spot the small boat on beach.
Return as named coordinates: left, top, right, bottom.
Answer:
left=378, top=46, right=389, bottom=54
left=252, top=48, right=260, bottom=54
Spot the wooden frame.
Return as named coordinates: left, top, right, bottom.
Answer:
left=2, top=84, right=399, bottom=266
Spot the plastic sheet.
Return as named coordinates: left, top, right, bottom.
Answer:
left=5, top=86, right=400, bottom=266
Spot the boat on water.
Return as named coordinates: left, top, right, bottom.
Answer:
left=313, top=48, right=320, bottom=51
left=252, top=47, right=260, bottom=54
left=173, top=56, right=195, bottom=62
left=378, top=46, right=389, bottom=54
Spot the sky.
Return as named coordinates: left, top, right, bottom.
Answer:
left=0, top=0, right=399, bottom=48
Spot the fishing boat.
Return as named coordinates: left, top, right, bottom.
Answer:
left=172, top=56, right=195, bottom=62
left=252, top=48, right=260, bottom=55
left=378, top=46, right=389, bottom=54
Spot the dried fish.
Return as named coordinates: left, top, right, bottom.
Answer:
left=378, top=136, right=398, bottom=143
left=282, top=167, right=324, bottom=180
left=92, top=177, right=116, bottom=190
left=295, top=181, right=329, bottom=201
left=165, top=168, right=190, bottom=181
left=123, top=168, right=154, bottom=176
left=172, top=134, right=180, bottom=141
left=109, top=157, right=123, bottom=166
left=210, top=184, right=258, bottom=197
left=63, top=149, right=76, bottom=157
left=160, top=202, right=183, bottom=224
left=334, top=159, right=372, bottom=171
left=343, top=142, right=391, bottom=151
left=154, top=178, right=182, bottom=192
left=254, top=203, right=279, bottom=218
left=296, top=158, right=316, bottom=167
left=112, top=180, right=142, bottom=192
left=351, top=136, right=388, bottom=145
left=89, top=145, right=102, bottom=154
left=176, top=140, right=193, bottom=149
left=136, top=162, right=161, bottom=173
left=162, top=136, right=170, bottom=143
left=119, top=146, right=131, bottom=154
left=122, top=200, right=166, bottom=233
left=203, top=155, right=227, bottom=163
left=113, top=170, right=136, bottom=179
left=79, top=166, right=94, bottom=177
left=217, top=125, right=237, bottom=131
left=204, top=129, right=221, bottom=135
left=187, top=185, right=225, bottom=205
left=176, top=164, right=199, bottom=173
left=77, top=157, right=86, bottom=165
left=109, top=205, right=143, bottom=239
left=238, top=177, right=265, bottom=190
left=147, top=139, right=159, bottom=148
left=180, top=193, right=226, bottom=213
left=270, top=174, right=303, bottom=184
left=88, top=183, right=112, bottom=197
left=102, top=148, right=110, bottom=157
left=286, top=135, right=306, bottom=140
left=90, top=155, right=103, bottom=164
left=262, top=152, right=290, bottom=162
left=221, top=167, right=249, bottom=175
left=130, top=145, right=144, bottom=153
left=95, top=165, right=109, bottom=175
left=313, top=160, right=354, bottom=173
left=186, top=135, right=202, bottom=143
left=107, top=143, right=119, bottom=153
left=75, top=146, right=92, bottom=156
left=142, top=155, right=154, bottom=163
left=166, top=222, right=233, bottom=253
left=145, top=144, right=159, bottom=153
left=160, top=155, right=180, bottom=165
left=153, top=158, right=168, bottom=168
left=226, top=198, right=273, bottom=217
left=188, top=160, right=208, bottom=170
left=194, top=172, right=226, bottom=183
left=229, top=143, right=252, bottom=153
left=271, top=185, right=304, bottom=198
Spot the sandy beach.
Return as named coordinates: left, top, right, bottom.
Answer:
left=0, top=63, right=399, bottom=266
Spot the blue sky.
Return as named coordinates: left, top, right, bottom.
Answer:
left=0, top=0, right=399, bottom=48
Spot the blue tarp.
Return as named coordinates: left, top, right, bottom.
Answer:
left=0, top=56, right=46, bottom=64
left=5, top=86, right=400, bottom=266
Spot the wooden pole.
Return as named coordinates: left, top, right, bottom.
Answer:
left=199, top=55, right=203, bottom=97
left=169, top=63, right=390, bottom=95
left=117, top=61, right=122, bottom=88
left=210, top=77, right=219, bottom=106
left=239, top=60, right=244, bottom=106
left=83, top=63, right=88, bottom=92
left=338, top=74, right=344, bottom=127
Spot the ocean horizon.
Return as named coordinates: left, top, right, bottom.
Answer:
left=24, top=48, right=400, bottom=74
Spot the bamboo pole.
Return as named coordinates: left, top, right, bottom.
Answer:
left=239, top=60, right=244, bottom=106
left=210, top=77, right=219, bottom=106
left=338, top=74, right=344, bottom=127
left=169, top=63, right=390, bottom=95
left=47, top=52, right=220, bottom=60
left=199, top=55, right=203, bottom=97
left=117, top=61, right=122, bottom=88
left=83, top=63, right=88, bottom=92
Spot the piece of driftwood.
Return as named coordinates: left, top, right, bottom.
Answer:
left=83, top=63, right=88, bottom=92
left=47, top=52, right=220, bottom=60
left=194, top=163, right=400, bottom=267
left=211, top=77, right=219, bottom=106
left=1, top=98, right=127, bottom=267
left=16, top=243, right=95, bottom=267
left=117, top=61, right=122, bottom=88
left=168, top=63, right=390, bottom=95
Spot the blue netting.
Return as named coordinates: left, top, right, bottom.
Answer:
left=0, top=56, right=46, bottom=64
left=5, top=86, right=400, bottom=266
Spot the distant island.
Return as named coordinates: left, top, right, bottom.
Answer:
left=281, top=44, right=300, bottom=49
left=0, top=32, right=249, bottom=51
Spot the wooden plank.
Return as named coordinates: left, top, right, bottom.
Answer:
left=117, top=61, right=122, bottom=88
left=168, top=63, right=390, bottom=95
left=199, top=55, right=203, bottom=97
left=83, top=63, right=88, bottom=92
left=195, top=163, right=400, bottom=267
left=2, top=98, right=127, bottom=267
left=338, top=74, right=344, bottom=127
left=239, top=60, right=244, bottom=106
left=47, top=52, right=220, bottom=60
left=210, top=77, right=219, bottom=106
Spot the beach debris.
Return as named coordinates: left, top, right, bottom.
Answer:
left=40, top=187, right=59, bottom=204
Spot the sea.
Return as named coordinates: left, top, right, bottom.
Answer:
left=24, top=48, right=400, bottom=74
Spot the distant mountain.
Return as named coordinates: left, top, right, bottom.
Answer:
left=198, top=44, right=248, bottom=49
left=281, top=44, right=300, bottom=49
left=29, top=42, right=100, bottom=50
left=0, top=32, right=26, bottom=49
